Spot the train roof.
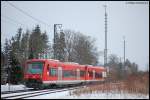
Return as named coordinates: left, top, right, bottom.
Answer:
left=26, top=59, right=60, bottom=62
left=87, top=66, right=105, bottom=69
left=26, top=59, right=105, bottom=69
left=63, top=62, right=79, bottom=65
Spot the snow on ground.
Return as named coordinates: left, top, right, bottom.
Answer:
left=26, top=90, right=149, bottom=99
left=1, top=84, right=149, bottom=99
left=26, top=91, right=70, bottom=99
left=67, top=91, right=149, bottom=99
left=1, top=83, right=30, bottom=92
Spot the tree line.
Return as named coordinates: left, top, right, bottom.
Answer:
left=107, top=54, right=138, bottom=80
left=1, top=25, right=99, bottom=84
left=1, top=25, right=50, bottom=84
left=53, top=30, right=99, bottom=65
left=1, top=25, right=141, bottom=84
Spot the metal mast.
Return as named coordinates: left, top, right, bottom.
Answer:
left=54, top=24, right=56, bottom=59
left=104, top=5, right=107, bottom=67
left=53, top=24, right=62, bottom=59
left=123, top=36, right=126, bottom=70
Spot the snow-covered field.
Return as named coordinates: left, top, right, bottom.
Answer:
left=68, top=91, right=149, bottom=99
left=26, top=90, right=149, bottom=99
left=1, top=84, right=31, bottom=92
left=2, top=90, right=149, bottom=99
left=1, top=84, right=149, bottom=99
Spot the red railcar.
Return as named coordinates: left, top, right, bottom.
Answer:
left=24, top=59, right=106, bottom=89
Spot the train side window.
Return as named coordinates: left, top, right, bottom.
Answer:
left=95, top=72, right=102, bottom=78
left=50, top=68, right=57, bottom=76
left=80, top=71, right=85, bottom=77
left=99, top=73, right=102, bottom=78
left=63, top=70, right=75, bottom=78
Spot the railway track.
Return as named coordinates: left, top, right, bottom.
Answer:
left=1, top=88, right=34, bottom=94
left=1, top=80, right=114, bottom=99
left=1, top=86, right=84, bottom=99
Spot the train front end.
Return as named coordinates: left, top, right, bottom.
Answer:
left=24, top=59, right=45, bottom=89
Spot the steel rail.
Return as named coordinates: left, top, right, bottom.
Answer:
left=1, top=86, right=84, bottom=99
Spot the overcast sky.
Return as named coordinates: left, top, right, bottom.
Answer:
left=1, top=1, right=149, bottom=71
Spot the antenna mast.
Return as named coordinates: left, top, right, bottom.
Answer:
left=104, top=5, right=107, bottom=67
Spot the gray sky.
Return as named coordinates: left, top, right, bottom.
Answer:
left=1, top=1, right=149, bottom=71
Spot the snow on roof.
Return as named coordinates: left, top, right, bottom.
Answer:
left=47, top=59, right=59, bottom=62
left=64, top=62, right=79, bottom=65
left=32, top=59, right=59, bottom=61
left=86, top=65, right=93, bottom=66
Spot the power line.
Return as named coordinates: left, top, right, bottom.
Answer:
left=1, top=14, right=25, bottom=26
left=1, top=19, right=24, bottom=28
left=2, top=18, right=15, bottom=25
left=5, top=1, right=50, bottom=26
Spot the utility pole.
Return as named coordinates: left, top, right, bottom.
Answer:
left=103, top=5, right=107, bottom=67
left=53, top=24, right=56, bottom=59
left=123, top=36, right=126, bottom=78
left=53, top=24, right=62, bottom=59
left=7, top=45, right=11, bottom=91
left=123, top=36, right=125, bottom=69
left=120, top=57, right=122, bottom=63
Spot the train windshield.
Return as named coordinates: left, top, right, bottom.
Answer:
left=27, top=62, right=44, bottom=74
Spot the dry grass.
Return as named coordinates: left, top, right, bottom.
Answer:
left=71, top=72, right=149, bottom=96
left=124, top=72, right=149, bottom=95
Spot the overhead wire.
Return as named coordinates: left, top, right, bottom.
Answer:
left=5, top=1, right=50, bottom=27
left=2, top=1, right=53, bottom=45
left=1, top=14, right=25, bottom=27
left=1, top=18, right=21, bottom=28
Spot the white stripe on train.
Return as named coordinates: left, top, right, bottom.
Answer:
left=43, top=79, right=104, bottom=85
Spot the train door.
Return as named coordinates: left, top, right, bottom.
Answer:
left=77, top=69, right=80, bottom=80
left=93, top=70, right=95, bottom=80
left=46, top=64, right=50, bottom=80
left=58, top=67, right=62, bottom=80
left=85, top=66, right=88, bottom=80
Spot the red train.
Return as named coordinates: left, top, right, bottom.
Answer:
left=24, top=59, right=107, bottom=89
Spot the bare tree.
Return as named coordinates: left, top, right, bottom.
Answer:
left=64, top=30, right=77, bottom=62
left=63, top=29, right=99, bottom=65
left=107, top=54, right=122, bottom=80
